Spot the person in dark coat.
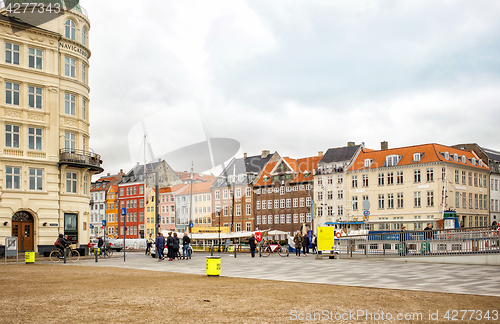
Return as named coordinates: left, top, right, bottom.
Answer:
left=155, top=232, right=165, bottom=261
left=182, top=233, right=191, bottom=260
left=293, top=233, right=302, bottom=259
left=302, top=233, right=310, bottom=255
left=166, top=232, right=175, bottom=261
left=249, top=233, right=257, bottom=258
left=399, top=226, right=407, bottom=256
left=423, top=223, right=433, bottom=254
left=172, top=232, right=180, bottom=260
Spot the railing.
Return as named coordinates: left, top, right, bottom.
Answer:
left=329, top=226, right=500, bottom=259
left=59, top=148, right=102, bottom=168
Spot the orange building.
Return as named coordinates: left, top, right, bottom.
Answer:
left=105, top=185, right=119, bottom=238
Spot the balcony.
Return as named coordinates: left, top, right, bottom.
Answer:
left=59, top=148, right=103, bottom=173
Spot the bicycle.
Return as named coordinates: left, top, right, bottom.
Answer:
left=49, top=246, right=80, bottom=263
left=260, top=242, right=289, bottom=257
left=98, top=247, right=113, bottom=258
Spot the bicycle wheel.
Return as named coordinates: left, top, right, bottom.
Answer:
left=69, top=249, right=80, bottom=262
left=107, top=249, right=113, bottom=257
left=260, top=246, right=270, bottom=257
left=278, top=245, right=289, bottom=257
left=49, top=250, right=62, bottom=263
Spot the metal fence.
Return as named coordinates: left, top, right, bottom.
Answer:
left=333, top=226, right=500, bottom=259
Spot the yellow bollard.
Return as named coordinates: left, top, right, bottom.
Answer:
left=206, top=256, right=221, bottom=276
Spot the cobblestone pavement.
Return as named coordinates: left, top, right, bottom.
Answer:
left=71, top=252, right=500, bottom=297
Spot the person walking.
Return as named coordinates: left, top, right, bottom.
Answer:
left=166, top=232, right=175, bottom=261
left=145, top=233, right=154, bottom=255
left=249, top=233, right=257, bottom=258
left=302, top=233, right=310, bottom=255
left=155, top=232, right=165, bottom=261
left=182, top=233, right=191, bottom=260
left=423, top=223, right=433, bottom=254
left=311, top=234, right=317, bottom=254
left=294, top=233, right=302, bottom=259
left=399, top=226, right=407, bottom=256
left=172, top=232, right=180, bottom=260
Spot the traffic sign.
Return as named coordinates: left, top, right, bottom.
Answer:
left=124, top=226, right=128, bottom=231
left=362, top=200, right=370, bottom=210
left=89, top=224, right=94, bottom=229
left=102, top=219, right=107, bottom=226
left=189, top=222, right=194, bottom=228
left=363, top=210, right=370, bottom=216
left=121, top=207, right=127, bottom=215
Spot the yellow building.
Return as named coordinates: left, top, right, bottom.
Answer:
left=145, top=189, right=156, bottom=236
left=346, top=143, right=490, bottom=230
left=105, top=185, right=119, bottom=238
left=0, top=3, right=102, bottom=253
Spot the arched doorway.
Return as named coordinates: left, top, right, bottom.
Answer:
left=12, top=211, right=34, bottom=252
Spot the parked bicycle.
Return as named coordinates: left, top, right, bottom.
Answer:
left=99, top=247, right=113, bottom=258
left=49, top=246, right=80, bottom=263
left=260, top=242, right=289, bottom=257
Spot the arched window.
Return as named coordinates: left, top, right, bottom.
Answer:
left=82, top=26, right=87, bottom=45
left=65, top=19, right=76, bottom=40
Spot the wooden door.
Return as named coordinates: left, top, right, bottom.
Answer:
left=12, top=212, right=34, bottom=251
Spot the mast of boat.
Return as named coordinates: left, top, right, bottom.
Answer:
left=189, top=159, right=194, bottom=239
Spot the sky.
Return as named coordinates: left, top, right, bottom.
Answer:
left=79, top=0, right=500, bottom=178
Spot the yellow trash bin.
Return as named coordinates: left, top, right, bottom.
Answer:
left=206, top=256, right=221, bottom=276
left=228, top=246, right=234, bottom=252
left=25, top=251, right=35, bottom=264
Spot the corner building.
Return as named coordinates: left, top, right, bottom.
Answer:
left=0, top=4, right=102, bottom=253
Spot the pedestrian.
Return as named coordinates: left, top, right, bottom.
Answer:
left=293, top=233, right=302, bottom=259
left=166, top=232, right=175, bottom=261
left=173, top=232, right=180, bottom=260
left=423, top=223, right=433, bottom=254
left=155, top=232, right=165, bottom=261
left=311, top=234, right=317, bottom=254
left=97, top=236, right=104, bottom=255
left=145, top=233, right=154, bottom=255
left=249, top=233, right=257, bottom=258
left=302, top=233, right=309, bottom=255
left=182, top=233, right=191, bottom=260
left=399, top=226, right=407, bottom=256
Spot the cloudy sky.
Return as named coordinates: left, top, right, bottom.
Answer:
left=80, top=0, right=500, bottom=177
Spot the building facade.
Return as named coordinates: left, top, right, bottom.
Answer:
left=346, top=143, right=490, bottom=231
left=105, top=185, right=119, bottom=238
left=0, top=4, right=102, bottom=253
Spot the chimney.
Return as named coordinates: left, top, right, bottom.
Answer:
left=318, top=151, right=323, bottom=157
left=261, top=150, right=270, bottom=158
left=244, top=153, right=247, bottom=159
left=107, top=173, right=110, bottom=176
left=381, top=141, right=388, bottom=150
left=347, top=142, right=355, bottom=147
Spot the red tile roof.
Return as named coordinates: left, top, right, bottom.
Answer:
left=348, top=143, right=490, bottom=171
left=254, top=155, right=322, bottom=186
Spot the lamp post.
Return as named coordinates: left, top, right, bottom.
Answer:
left=216, top=204, right=221, bottom=252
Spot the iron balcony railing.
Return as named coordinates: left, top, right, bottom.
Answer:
left=59, top=148, right=102, bottom=171
left=327, top=226, right=500, bottom=259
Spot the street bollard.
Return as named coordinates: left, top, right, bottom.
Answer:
left=234, top=245, right=237, bottom=258
left=210, top=246, right=213, bottom=257
left=63, top=247, right=67, bottom=264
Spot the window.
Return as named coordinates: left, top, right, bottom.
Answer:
left=337, top=190, right=343, bottom=199
left=396, top=171, right=403, bottom=184
left=66, top=172, right=77, bottom=193
left=386, top=155, right=399, bottom=166
left=275, top=215, right=279, bottom=224
left=317, top=177, right=323, bottom=186
left=397, top=193, right=404, bottom=208
left=378, top=194, right=385, bottom=209
left=387, top=194, right=394, bottom=209
left=306, top=213, right=312, bottom=222
left=5, top=42, right=20, bottom=65
left=246, top=187, right=251, bottom=197
left=5, top=124, right=20, bottom=148
left=5, top=82, right=20, bottom=105
left=362, top=174, right=369, bottom=187
left=338, top=206, right=344, bottom=216
left=65, top=93, right=76, bottom=115
left=475, top=194, right=478, bottom=209
left=286, top=199, right=291, bottom=208
left=317, top=207, right=323, bottom=217
left=64, top=56, right=76, bottom=78
left=223, top=189, right=228, bottom=199
left=82, top=26, right=87, bottom=45
left=28, top=127, right=42, bottom=150
left=235, top=187, right=241, bottom=198
left=83, top=175, right=88, bottom=195
left=139, top=186, right=143, bottom=194
left=236, top=205, right=241, bottom=216
left=462, top=171, right=466, bottom=185
left=378, top=173, right=384, bottom=186
left=414, top=169, right=421, bottom=183
left=364, top=159, right=372, bottom=167
left=484, top=195, right=487, bottom=210
left=351, top=175, right=357, bottom=188
left=6, top=166, right=21, bottom=189
left=327, top=176, right=333, bottom=184
left=426, top=168, right=434, bottom=182
left=462, top=193, right=467, bottom=209
left=28, top=47, right=43, bottom=69
left=468, top=172, right=472, bottom=186
left=82, top=136, right=86, bottom=153
left=28, top=86, right=43, bottom=109
left=413, top=153, right=421, bottom=162
left=338, top=175, right=343, bottom=184
left=261, top=200, right=266, bottom=209
left=299, top=198, right=304, bottom=207
left=293, top=214, right=298, bottom=223
left=64, top=132, right=76, bottom=152
left=387, top=172, right=394, bottom=185
left=327, top=206, right=334, bottom=216
left=427, top=191, right=434, bottom=207
left=215, top=190, right=220, bottom=200
left=65, top=19, right=76, bottom=40
left=293, top=198, right=298, bottom=208
left=469, top=193, right=473, bottom=208
left=484, top=175, right=487, bottom=188
left=280, top=199, right=285, bottom=209
left=479, top=194, right=483, bottom=209
left=474, top=173, right=478, bottom=187
left=246, top=222, right=251, bottom=231
left=327, top=191, right=333, bottom=200
left=246, top=204, right=251, bottom=215
left=352, top=196, right=358, bottom=210
left=274, top=200, right=279, bottom=209
left=317, top=191, right=323, bottom=201
left=306, top=197, right=311, bottom=207
left=300, top=213, right=305, bottom=223
left=29, top=168, right=43, bottom=190
left=82, top=63, right=86, bottom=83
left=455, top=170, right=459, bottom=184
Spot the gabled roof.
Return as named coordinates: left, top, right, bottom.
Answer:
left=348, top=143, right=490, bottom=171
left=319, top=145, right=361, bottom=164
left=483, top=147, right=500, bottom=163
left=254, top=154, right=321, bottom=186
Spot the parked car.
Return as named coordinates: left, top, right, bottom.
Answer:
left=104, top=239, right=124, bottom=252
left=88, top=238, right=99, bottom=251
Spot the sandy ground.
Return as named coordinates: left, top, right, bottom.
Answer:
left=0, top=264, right=498, bottom=324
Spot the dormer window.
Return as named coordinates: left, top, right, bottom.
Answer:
left=386, top=155, right=400, bottom=167
left=238, top=174, right=246, bottom=182
left=413, top=153, right=421, bottom=162
left=461, top=156, right=466, bottom=163
left=453, top=154, right=458, bottom=162
left=471, top=158, right=476, bottom=166
left=478, top=159, right=483, bottom=167
left=443, top=152, right=449, bottom=160
left=364, top=159, right=372, bottom=167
